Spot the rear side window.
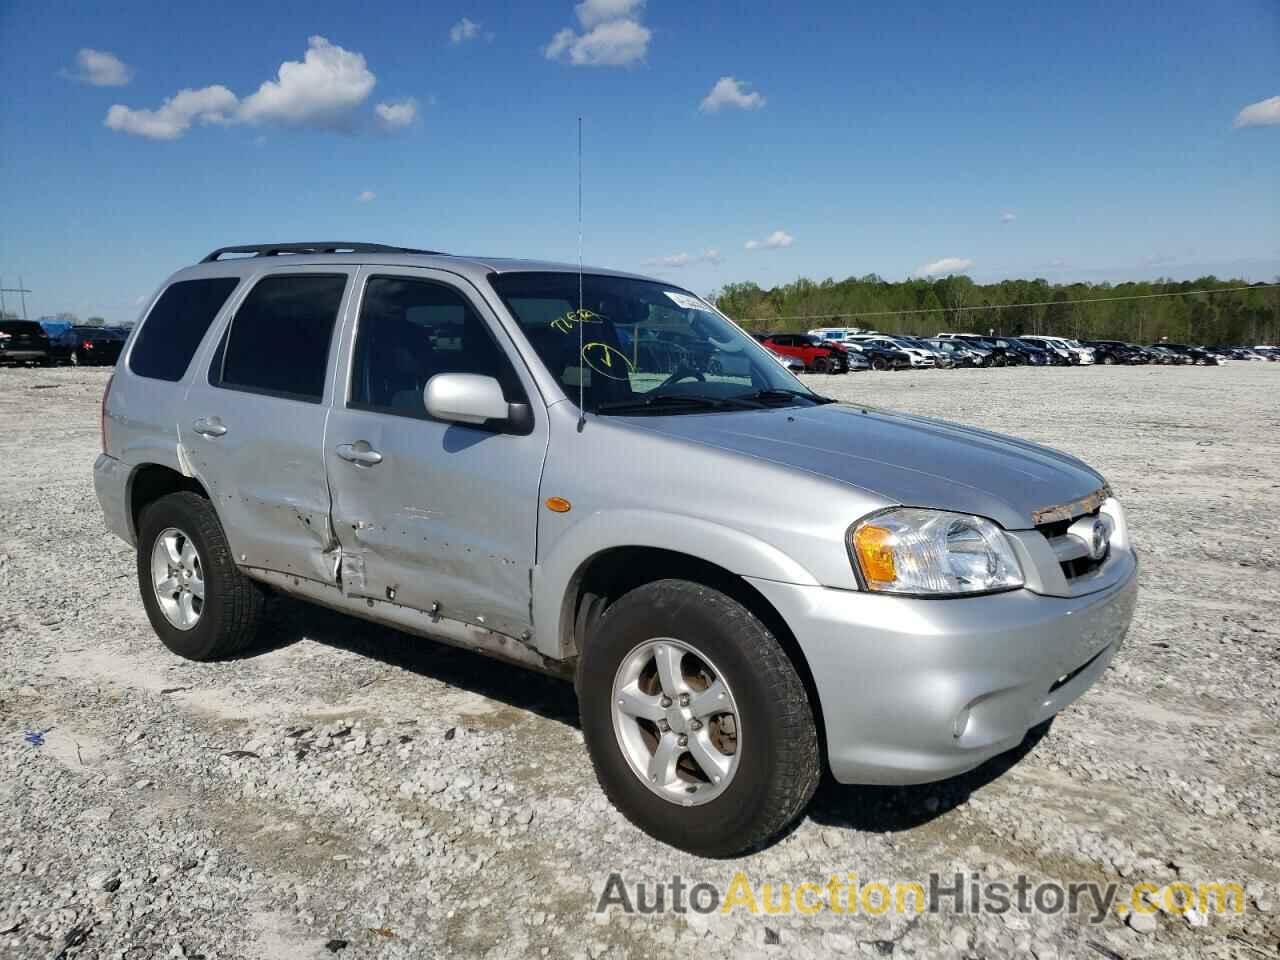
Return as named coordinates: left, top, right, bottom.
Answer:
left=210, top=274, right=346, bottom=403
left=129, top=278, right=240, bottom=381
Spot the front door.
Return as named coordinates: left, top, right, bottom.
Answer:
left=180, top=268, right=352, bottom=582
left=323, top=267, right=548, bottom=638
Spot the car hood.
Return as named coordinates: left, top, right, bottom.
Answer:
left=622, top=403, right=1105, bottom=530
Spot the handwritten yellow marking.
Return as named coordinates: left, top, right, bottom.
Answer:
left=581, top=342, right=634, bottom=381
left=551, top=308, right=605, bottom=334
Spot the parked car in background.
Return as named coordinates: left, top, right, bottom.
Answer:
left=1009, top=338, right=1054, bottom=366
left=841, top=348, right=871, bottom=371
left=49, top=325, right=126, bottom=366
left=1158, top=343, right=1218, bottom=366
left=893, top=335, right=955, bottom=368
left=923, top=337, right=986, bottom=367
left=808, top=326, right=870, bottom=343
left=1146, top=345, right=1190, bottom=365
left=839, top=341, right=912, bottom=371
left=756, top=333, right=850, bottom=373
left=1083, top=340, right=1145, bottom=365
left=0, top=320, right=52, bottom=366
left=847, top=335, right=935, bottom=368
left=96, top=241, right=1137, bottom=855
left=935, top=333, right=1025, bottom=366
left=987, top=337, right=1046, bottom=366
left=1018, top=336, right=1076, bottom=365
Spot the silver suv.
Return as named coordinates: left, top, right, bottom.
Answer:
left=95, top=242, right=1137, bottom=855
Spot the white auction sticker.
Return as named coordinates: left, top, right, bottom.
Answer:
left=663, top=291, right=710, bottom=311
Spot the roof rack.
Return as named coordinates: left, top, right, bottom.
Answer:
left=200, top=242, right=445, bottom=263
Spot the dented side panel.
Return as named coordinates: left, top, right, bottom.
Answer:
left=172, top=266, right=355, bottom=583
left=322, top=265, right=549, bottom=640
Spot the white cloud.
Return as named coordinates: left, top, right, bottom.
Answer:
left=357, top=190, right=376, bottom=203
left=375, top=98, right=418, bottom=129
left=1000, top=211, right=1017, bottom=223
left=68, top=48, right=132, bottom=86
left=238, top=36, right=375, bottom=127
left=700, top=77, right=765, bottom=113
left=642, top=249, right=721, bottom=269
left=574, top=0, right=644, bottom=27
left=744, top=230, right=793, bottom=251
left=104, top=85, right=238, bottom=140
left=915, top=257, right=974, bottom=277
left=1233, top=95, right=1280, bottom=128
left=544, top=1, right=650, bottom=66
left=450, top=17, right=481, bottom=44
left=104, top=36, right=417, bottom=140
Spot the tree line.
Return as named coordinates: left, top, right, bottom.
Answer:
left=713, top=275, right=1280, bottom=346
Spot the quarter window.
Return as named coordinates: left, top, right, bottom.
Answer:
left=129, top=278, right=240, bottom=382
left=349, top=276, right=523, bottom=418
left=210, top=274, right=346, bottom=402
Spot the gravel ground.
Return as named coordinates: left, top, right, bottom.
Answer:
left=1, top=362, right=1277, bottom=960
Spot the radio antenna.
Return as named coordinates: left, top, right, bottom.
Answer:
left=577, top=116, right=586, bottom=430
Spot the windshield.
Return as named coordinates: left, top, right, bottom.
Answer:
left=489, top=272, right=822, bottom=415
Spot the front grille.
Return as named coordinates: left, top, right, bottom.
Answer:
left=1037, top=509, right=1107, bottom=581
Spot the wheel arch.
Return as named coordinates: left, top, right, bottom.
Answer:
left=127, top=463, right=212, bottom=541
left=558, top=544, right=828, bottom=772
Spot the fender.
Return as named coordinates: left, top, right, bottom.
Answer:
left=531, top=508, right=821, bottom=660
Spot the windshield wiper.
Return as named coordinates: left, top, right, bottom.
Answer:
left=595, top=394, right=741, bottom=415
left=736, top=388, right=836, bottom=405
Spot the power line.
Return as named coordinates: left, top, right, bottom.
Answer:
left=737, top=283, right=1280, bottom=324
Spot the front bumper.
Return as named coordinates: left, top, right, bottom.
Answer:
left=747, top=548, right=1137, bottom=785
left=94, top=453, right=135, bottom=546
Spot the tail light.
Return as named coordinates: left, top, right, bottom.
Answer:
left=101, top=374, right=114, bottom=455
left=83, top=340, right=95, bottom=350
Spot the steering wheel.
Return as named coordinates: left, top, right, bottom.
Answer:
left=656, top=365, right=706, bottom=389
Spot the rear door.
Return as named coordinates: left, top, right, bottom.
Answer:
left=323, top=267, right=548, bottom=638
left=180, top=267, right=352, bottom=582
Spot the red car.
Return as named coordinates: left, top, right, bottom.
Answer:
left=754, top=333, right=849, bottom=373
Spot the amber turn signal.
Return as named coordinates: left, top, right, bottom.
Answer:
left=544, top=497, right=572, bottom=513
left=852, top=524, right=896, bottom=585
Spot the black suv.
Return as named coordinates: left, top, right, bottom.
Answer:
left=50, top=326, right=127, bottom=366
left=0, top=320, right=52, bottom=366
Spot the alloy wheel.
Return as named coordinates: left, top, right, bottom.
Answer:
left=150, top=527, right=205, bottom=630
left=611, top=638, right=741, bottom=806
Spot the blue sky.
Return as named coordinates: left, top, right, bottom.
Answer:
left=1, top=0, right=1277, bottom=323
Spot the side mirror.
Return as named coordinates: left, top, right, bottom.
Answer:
left=423, top=373, right=532, bottom=433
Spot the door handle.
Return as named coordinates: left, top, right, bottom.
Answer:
left=336, top=442, right=383, bottom=466
left=192, top=418, right=228, bottom=438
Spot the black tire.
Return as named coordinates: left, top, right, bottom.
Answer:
left=871, top=356, right=888, bottom=371
left=578, top=579, right=820, bottom=857
left=812, top=357, right=831, bottom=375
left=136, top=491, right=266, bottom=661
left=1103, top=355, right=1115, bottom=365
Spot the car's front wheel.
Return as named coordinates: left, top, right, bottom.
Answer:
left=136, top=492, right=266, bottom=661
left=578, top=579, right=820, bottom=856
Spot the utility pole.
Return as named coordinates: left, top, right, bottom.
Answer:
left=0, top=277, right=33, bottom=321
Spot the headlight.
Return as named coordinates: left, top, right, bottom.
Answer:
left=849, top=508, right=1024, bottom=596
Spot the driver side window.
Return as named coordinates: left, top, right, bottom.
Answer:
left=349, top=276, right=524, bottom=419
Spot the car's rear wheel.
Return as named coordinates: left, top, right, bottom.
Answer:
left=871, top=356, right=888, bottom=371
left=1103, top=355, right=1115, bottom=365
left=578, top=579, right=820, bottom=857
left=812, top=357, right=831, bottom=374
left=137, top=491, right=266, bottom=661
